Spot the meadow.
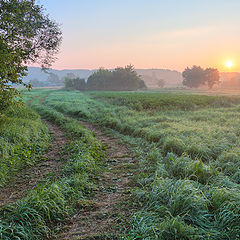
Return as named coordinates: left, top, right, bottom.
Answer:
left=1, top=88, right=240, bottom=239
left=42, top=89, right=240, bottom=239
left=0, top=92, right=104, bottom=239
left=0, top=105, right=50, bottom=187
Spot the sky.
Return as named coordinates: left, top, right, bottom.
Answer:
left=37, top=0, right=240, bottom=72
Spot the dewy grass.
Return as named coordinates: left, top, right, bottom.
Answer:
left=33, top=89, right=240, bottom=239
left=0, top=93, right=105, bottom=239
left=0, top=105, right=50, bottom=186
left=10, top=89, right=239, bottom=239
left=89, top=91, right=240, bottom=111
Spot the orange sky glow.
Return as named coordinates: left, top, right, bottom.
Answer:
left=34, top=1, right=240, bottom=73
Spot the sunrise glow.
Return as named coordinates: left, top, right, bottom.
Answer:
left=225, top=60, right=234, bottom=69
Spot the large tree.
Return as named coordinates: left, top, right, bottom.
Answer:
left=0, top=0, right=62, bottom=111
left=182, top=66, right=206, bottom=88
left=182, top=66, right=220, bottom=89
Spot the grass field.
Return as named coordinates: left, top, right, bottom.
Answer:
left=1, top=88, right=240, bottom=239
left=0, top=93, right=104, bottom=239
left=41, top=89, right=240, bottom=239
left=0, top=105, right=50, bottom=187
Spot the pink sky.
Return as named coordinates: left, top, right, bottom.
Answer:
left=35, top=0, right=240, bottom=72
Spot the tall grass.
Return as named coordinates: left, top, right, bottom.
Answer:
left=0, top=94, right=104, bottom=239
left=38, top=89, right=240, bottom=239
left=0, top=105, right=50, bottom=186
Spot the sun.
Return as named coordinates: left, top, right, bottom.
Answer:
left=225, top=60, right=233, bottom=69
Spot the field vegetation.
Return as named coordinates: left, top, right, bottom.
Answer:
left=0, top=92, right=104, bottom=239
left=0, top=105, right=50, bottom=187
left=39, top=89, right=240, bottom=239
left=1, top=1, right=239, bottom=239
left=1, top=88, right=240, bottom=239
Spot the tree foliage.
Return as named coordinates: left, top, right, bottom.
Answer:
left=110, top=65, right=146, bottom=91
left=65, top=65, right=147, bottom=91
left=204, top=68, right=220, bottom=89
left=87, top=68, right=112, bottom=90
left=0, top=0, right=62, bottom=111
left=182, top=66, right=220, bottom=89
left=65, top=77, right=86, bottom=90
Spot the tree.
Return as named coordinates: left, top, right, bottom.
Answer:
left=182, top=66, right=220, bottom=89
left=87, top=68, right=112, bottom=90
left=64, top=78, right=74, bottom=89
left=86, top=65, right=147, bottom=91
left=182, top=66, right=205, bottom=88
left=204, top=68, right=220, bottom=89
left=0, top=0, right=62, bottom=111
left=72, top=78, right=86, bottom=90
left=110, top=65, right=146, bottom=91
left=64, top=77, right=86, bottom=90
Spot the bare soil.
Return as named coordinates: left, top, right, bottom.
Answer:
left=60, top=120, right=137, bottom=240
left=0, top=120, right=67, bottom=206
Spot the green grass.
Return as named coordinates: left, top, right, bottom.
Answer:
left=0, top=93, right=105, bottom=239
left=89, top=91, right=240, bottom=111
left=0, top=105, right=50, bottom=186
left=31, top=89, right=240, bottom=239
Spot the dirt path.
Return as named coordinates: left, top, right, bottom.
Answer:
left=0, top=120, right=67, bottom=206
left=61, top=120, right=137, bottom=240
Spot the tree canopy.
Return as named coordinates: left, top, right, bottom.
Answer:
left=0, top=0, right=62, bottom=111
left=64, top=65, right=147, bottom=91
left=182, top=66, right=220, bottom=89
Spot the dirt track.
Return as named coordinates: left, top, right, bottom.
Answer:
left=61, top=120, right=137, bottom=239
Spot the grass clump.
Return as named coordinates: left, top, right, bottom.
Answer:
left=0, top=106, right=50, bottom=186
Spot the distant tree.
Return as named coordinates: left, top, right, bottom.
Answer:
left=72, top=78, right=86, bottom=90
left=110, top=65, right=147, bottom=91
left=182, top=66, right=220, bottom=89
left=64, top=77, right=86, bottom=90
left=64, top=78, right=73, bottom=89
left=157, top=79, right=165, bottom=88
left=63, top=73, right=79, bottom=89
left=87, top=68, right=112, bottom=90
left=86, top=65, right=146, bottom=91
left=182, top=66, right=205, bottom=88
left=0, top=0, right=62, bottom=111
left=66, top=65, right=146, bottom=91
left=47, top=73, right=62, bottom=86
left=204, top=68, right=220, bottom=89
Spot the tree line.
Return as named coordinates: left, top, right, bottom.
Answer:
left=64, top=65, right=147, bottom=91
